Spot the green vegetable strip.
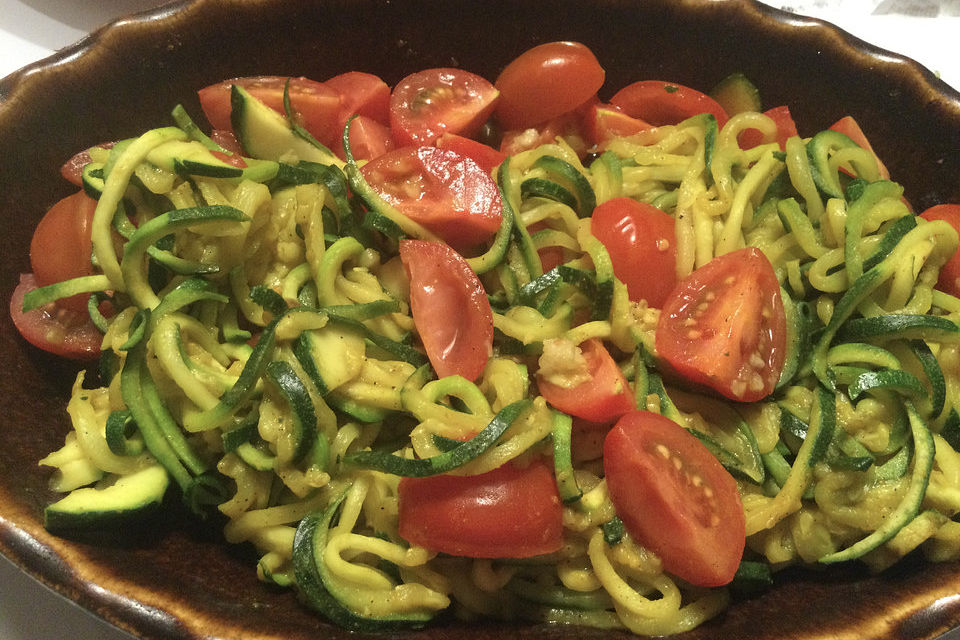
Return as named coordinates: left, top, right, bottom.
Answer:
left=120, top=343, right=193, bottom=490
left=533, top=155, right=597, bottom=217
left=466, top=159, right=517, bottom=275
left=909, top=339, right=947, bottom=417
left=819, top=401, right=935, bottom=564
left=104, top=410, right=144, bottom=457
left=265, top=360, right=321, bottom=464
left=343, top=399, right=532, bottom=476
left=551, top=411, right=582, bottom=503
left=21, top=274, right=113, bottom=312
left=140, top=363, right=210, bottom=476
left=843, top=180, right=906, bottom=283
left=835, top=314, right=959, bottom=343
left=847, top=369, right=927, bottom=402
left=93, top=126, right=189, bottom=289
left=120, top=205, right=248, bottom=309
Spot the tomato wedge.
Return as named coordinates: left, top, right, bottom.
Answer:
left=389, top=68, right=499, bottom=146
left=584, top=103, right=652, bottom=147
left=340, top=114, right=394, bottom=161
left=590, top=197, right=677, bottom=308
left=361, top=145, right=503, bottom=250
left=920, top=204, right=960, bottom=297
left=829, top=115, right=891, bottom=180
left=536, top=338, right=634, bottom=424
left=604, top=410, right=745, bottom=587
left=197, top=76, right=341, bottom=145
left=656, top=247, right=786, bottom=402
left=435, top=133, right=505, bottom=175
left=30, top=191, right=97, bottom=313
left=494, top=41, right=604, bottom=130
left=738, top=105, right=798, bottom=150
left=610, top=80, right=729, bottom=128
left=10, top=273, right=101, bottom=360
left=398, top=460, right=563, bottom=558
left=325, top=71, right=391, bottom=126
left=399, top=239, right=493, bottom=381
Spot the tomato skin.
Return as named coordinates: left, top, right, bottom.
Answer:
left=399, top=240, right=493, bottom=381
left=610, top=80, right=729, bottom=128
left=494, top=41, right=605, bottom=130
left=361, top=146, right=503, bottom=250
left=584, top=103, right=652, bottom=146
left=590, top=197, right=677, bottom=308
left=656, top=247, right=786, bottom=402
left=920, top=204, right=960, bottom=296
left=339, top=114, right=395, bottom=161
left=10, top=273, right=101, bottom=360
left=829, top=115, right=890, bottom=180
left=30, top=191, right=97, bottom=313
left=389, top=68, right=499, bottom=147
left=536, top=338, right=634, bottom=424
left=604, top=411, right=745, bottom=587
left=325, top=71, right=391, bottom=125
left=739, top=105, right=798, bottom=150
left=398, top=460, right=563, bottom=558
left=435, top=133, right=505, bottom=175
left=198, top=76, right=341, bottom=144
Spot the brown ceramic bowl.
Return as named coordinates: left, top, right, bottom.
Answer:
left=2, top=1, right=960, bottom=638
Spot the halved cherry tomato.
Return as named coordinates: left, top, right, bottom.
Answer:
left=536, top=338, right=634, bottom=424
left=325, top=71, right=391, bottom=126
left=398, top=460, right=563, bottom=558
left=610, top=80, right=729, bottom=128
left=339, top=114, right=394, bottom=161
left=435, top=132, right=505, bottom=175
left=920, top=204, right=960, bottom=296
left=584, top=103, right=652, bottom=147
left=361, top=146, right=502, bottom=250
left=494, top=41, right=604, bottom=130
left=197, top=76, right=341, bottom=145
left=739, top=105, right=798, bottom=150
left=829, top=115, right=891, bottom=180
left=656, top=247, right=786, bottom=402
left=30, top=191, right=97, bottom=313
left=590, top=197, right=677, bottom=308
left=604, top=411, right=745, bottom=587
left=399, top=239, right=493, bottom=381
left=10, top=273, right=101, bottom=360
left=389, top=68, right=499, bottom=146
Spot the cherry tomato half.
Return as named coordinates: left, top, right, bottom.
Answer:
left=10, top=273, right=102, bottom=360
left=591, top=197, right=677, bottom=308
left=920, top=204, right=960, bottom=297
left=494, top=41, right=605, bottom=130
left=604, top=410, right=745, bottom=587
left=584, top=103, right=652, bottom=147
left=656, top=247, right=786, bottom=402
left=198, top=76, right=341, bottom=146
left=610, top=80, right=729, bottom=128
left=389, top=68, right=499, bottom=147
left=341, top=114, right=395, bottom=161
left=829, top=115, right=891, bottom=180
left=536, top=338, right=634, bottom=424
left=30, top=191, right=97, bottom=313
left=400, top=239, right=493, bottom=381
left=435, top=133, right=505, bottom=175
left=361, top=146, right=503, bottom=250
left=398, top=460, right=563, bottom=558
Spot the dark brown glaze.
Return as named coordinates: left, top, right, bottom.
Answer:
left=0, top=1, right=959, bottom=638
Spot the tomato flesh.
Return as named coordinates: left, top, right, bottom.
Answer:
left=494, top=41, right=604, bottom=130
left=361, top=146, right=503, bottom=250
left=829, top=115, right=890, bottom=180
left=604, top=411, right=745, bottom=587
left=536, top=338, right=634, bottom=424
left=198, top=76, right=341, bottom=146
left=435, top=133, right=505, bottom=175
left=30, top=191, right=97, bottom=313
left=398, top=460, right=563, bottom=558
left=389, top=68, right=499, bottom=147
left=656, top=247, right=786, bottom=402
left=920, top=204, right=960, bottom=296
left=590, top=197, right=677, bottom=308
left=10, top=273, right=101, bottom=360
left=585, top=103, right=652, bottom=147
left=610, top=80, right=729, bottom=128
left=400, top=240, right=493, bottom=381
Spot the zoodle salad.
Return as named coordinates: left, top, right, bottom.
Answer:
left=11, top=40, right=960, bottom=635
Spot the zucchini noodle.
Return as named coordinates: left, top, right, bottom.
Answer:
left=29, top=75, right=960, bottom=638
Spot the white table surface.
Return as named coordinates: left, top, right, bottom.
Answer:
left=1, top=1, right=960, bottom=639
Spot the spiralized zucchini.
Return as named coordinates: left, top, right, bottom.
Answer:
left=32, top=88, right=960, bottom=637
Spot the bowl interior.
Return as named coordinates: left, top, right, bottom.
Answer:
left=1, top=1, right=960, bottom=639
